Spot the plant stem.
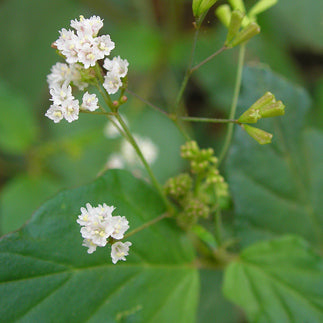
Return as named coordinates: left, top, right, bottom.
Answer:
left=181, top=116, right=239, bottom=124
left=218, top=44, right=246, bottom=165
left=124, top=212, right=170, bottom=239
left=190, top=46, right=227, bottom=73
left=114, top=113, right=173, bottom=212
left=174, top=28, right=200, bottom=110
left=126, top=88, right=169, bottom=116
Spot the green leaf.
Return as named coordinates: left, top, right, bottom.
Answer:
left=0, top=175, right=60, bottom=235
left=223, top=236, right=323, bottom=322
left=0, top=170, right=198, bottom=322
left=226, top=66, right=323, bottom=249
left=198, top=269, right=245, bottom=322
left=0, top=81, right=37, bottom=154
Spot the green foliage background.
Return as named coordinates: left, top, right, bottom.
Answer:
left=0, top=0, right=322, bottom=322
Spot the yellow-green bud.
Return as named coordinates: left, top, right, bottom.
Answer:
left=238, top=108, right=262, bottom=123
left=164, top=173, right=193, bottom=200
left=250, top=92, right=275, bottom=110
left=225, top=10, right=244, bottom=46
left=215, top=5, right=232, bottom=28
left=260, top=101, right=285, bottom=118
left=193, top=0, right=218, bottom=18
left=229, top=22, right=261, bottom=47
left=248, top=0, right=278, bottom=19
left=228, top=0, right=246, bottom=13
left=242, top=124, right=273, bottom=145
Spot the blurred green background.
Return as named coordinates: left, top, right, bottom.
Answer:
left=0, top=1, right=322, bottom=320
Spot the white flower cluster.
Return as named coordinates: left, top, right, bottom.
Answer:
left=45, top=15, right=129, bottom=123
left=77, top=203, right=132, bottom=264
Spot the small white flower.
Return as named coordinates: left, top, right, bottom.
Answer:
left=81, top=92, right=99, bottom=111
left=94, top=35, right=115, bottom=58
left=47, top=62, right=71, bottom=88
left=111, top=241, right=132, bottom=264
left=121, top=134, right=159, bottom=166
left=45, top=104, right=64, bottom=123
left=103, top=56, right=129, bottom=78
left=77, top=42, right=99, bottom=69
left=61, top=98, right=80, bottom=123
left=71, top=15, right=103, bottom=37
left=106, top=154, right=125, bottom=169
left=103, top=72, right=122, bottom=94
left=49, top=82, right=74, bottom=106
left=82, top=239, right=97, bottom=254
left=110, top=216, right=129, bottom=240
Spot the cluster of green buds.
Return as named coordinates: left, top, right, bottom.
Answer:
left=238, top=92, right=285, bottom=144
left=164, top=141, right=230, bottom=229
left=215, top=0, right=278, bottom=47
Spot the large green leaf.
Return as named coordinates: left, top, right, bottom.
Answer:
left=0, top=170, right=198, bottom=322
left=223, top=236, right=323, bottom=323
left=226, top=66, right=323, bottom=249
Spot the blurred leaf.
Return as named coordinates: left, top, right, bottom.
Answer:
left=0, top=175, right=60, bottom=234
left=269, top=0, right=323, bottom=52
left=226, top=65, right=323, bottom=249
left=223, top=236, right=323, bottom=322
left=198, top=269, right=244, bottom=323
left=0, top=0, right=86, bottom=103
left=0, top=81, right=37, bottom=154
left=0, top=170, right=199, bottom=322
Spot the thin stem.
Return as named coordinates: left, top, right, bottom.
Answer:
left=124, top=212, right=170, bottom=239
left=174, top=28, right=200, bottom=110
left=218, top=45, right=246, bottom=165
left=191, top=46, right=227, bottom=73
left=181, top=116, right=239, bottom=124
left=114, top=113, right=174, bottom=212
left=126, top=88, right=169, bottom=116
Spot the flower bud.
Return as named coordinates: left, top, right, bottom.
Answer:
left=238, top=92, right=275, bottom=123
left=242, top=124, right=273, bottom=145
left=225, top=10, right=244, bottom=46
left=193, top=0, right=218, bottom=18
left=238, top=108, right=261, bottom=123
left=250, top=92, right=275, bottom=110
left=248, top=0, right=278, bottom=19
left=120, top=95, right=128, bottom=103
left=228, top=0, right=246, bottom=13
left=228, top=22, right=261, bottom=47
left=215, top=5, right=231, bottom=28
left=260, top=101, right=285, bottom=118
left=164, top=173, right=193, bottom=200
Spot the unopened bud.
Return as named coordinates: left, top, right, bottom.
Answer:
left=229, top=22, right=261, bottom=47
left=112, top=101, right=119, bottom=107
left=193, top=0, right=218, bottom=18
left=225, top=10, right=244, bottom=46
left=228, top=0, right=245, bottom=13
left=260, top=101, right=285, bottom=118
left=120, top=95, right=128, bottom=103
left=238, top=92, right=275, bottom=123
left=215, top=5, right=231, bottom=28
left=242, top=124, right=273, bottom=145
left=248, top=0, right=278, bottom=19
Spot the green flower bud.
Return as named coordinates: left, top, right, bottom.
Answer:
left=228, top=22, right=260, bottom=47
left=248, top=0, right=278, bottom=19
left=250, top=92, right=275, bottom=110
left=242, top=124, right=273, bottom=145
left=193, top=0, right=218, bottom=18
left=164, top=173, right=193, bottom=200
left=215, top=5, right=232, bottom=28
left=225, top=10, right=244, bottom=46
left=260, top=100, right=285, bottom=118
left=238, top=108, right=262, bottom=123
left=181, top=141, right=199, bottom=160
left=177, top=197, right=210, bottom=229
left=228, top=0, right=246, bottom=13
